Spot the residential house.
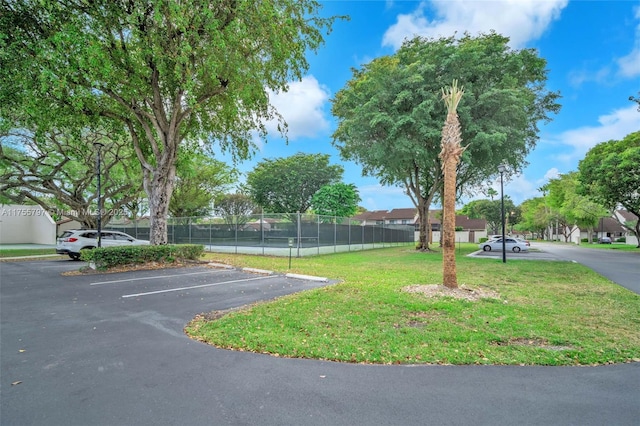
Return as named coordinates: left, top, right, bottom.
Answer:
left=576, top=210, right=638, bottom=245
left=353, top=208, right=488, bottom=243
left=614, top=210, right=639, bottom=246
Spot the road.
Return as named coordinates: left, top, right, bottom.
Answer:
left=1, top=259, right=639, bottom=426
left=534, top=242, right=640, bottom=294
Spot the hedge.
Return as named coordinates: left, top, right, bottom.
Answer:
left=80, top=244, right=204, bottom=269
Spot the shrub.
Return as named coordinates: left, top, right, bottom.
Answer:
left=81, top=244, right=204, bottom=269
left=581, top=238, right=589, bottom=243
left=479, top=237, right=488, bottom=243
left=616, top=237, right=626, bottom=243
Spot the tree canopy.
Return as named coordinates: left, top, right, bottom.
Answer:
left=544, top=172, right=607, bottom=242
left=0, top=126, right=141, bottom=227
left=459, top=198, right=515, bottom=235
left=1, top=0, right=341, bottom=243
left=246, top=153, right=343, bottom=215
left=214, top=192, right=258, bottom=229
left=310, top=183, right=360, bottom=218
left=169, top=152, right=235, bottom=220
left=578, top=131, right=640, bottom=245
left=331, top=32, right=560, bottom=249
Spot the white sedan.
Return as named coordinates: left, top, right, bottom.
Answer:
left=479, top=238, right=529, bottom=253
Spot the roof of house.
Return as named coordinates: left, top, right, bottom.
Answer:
left=616, top=209, right=638, bottom=221
left=353, top=208, right=487, bottom=230
left=598, top=217, right=627, bottom=233
left=352, top=210, right=390, bottom=221
left=385, top=208, right=418, bottom=220
left=455, top=215, right=487, bottom=230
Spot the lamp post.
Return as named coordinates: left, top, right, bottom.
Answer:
left=498, top=164, right=507, bottom=263
left=94, top=142, right=105, bottom=248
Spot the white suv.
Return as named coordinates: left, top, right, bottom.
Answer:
left=56, top=229, right=149, bottom=260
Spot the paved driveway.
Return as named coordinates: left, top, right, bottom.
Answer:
left=534, top=242, right=640, bottom=294
left=1, top=259, right=639, bottom=426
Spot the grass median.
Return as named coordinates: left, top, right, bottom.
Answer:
left=188, top=245, right=638, bottom=365
left=0, top=248, right=57, bottom=258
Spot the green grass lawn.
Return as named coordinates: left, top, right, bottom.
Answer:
left=0, top=248, right=58, bottom=258
left=187, top=244, right=640, bottom=366
left=578, top=243, right=639, bottom=252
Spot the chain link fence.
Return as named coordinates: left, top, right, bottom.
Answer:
left=106, top=213, right=415, bottom=256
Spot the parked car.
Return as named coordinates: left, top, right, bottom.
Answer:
left=598, top=237, right=612, bottom=244
left=56, top=229, right=149, bottom=260
left=478, top=238, right=529, bottom=253
left=515, top=238, right=531, bottom=247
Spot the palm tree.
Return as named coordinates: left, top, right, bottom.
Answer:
left=487, top=188, right=498, bottom=201
left=439, top=80, right=465, bottom=289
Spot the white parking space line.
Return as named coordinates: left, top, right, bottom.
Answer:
left=90, top=270, right=224, bottom=286
left=121, top=275, right=275, bottom=298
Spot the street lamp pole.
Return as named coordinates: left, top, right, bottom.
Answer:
left=498, top=164, right=507, bottom=263
left=94, top=142, right=105, bottom=248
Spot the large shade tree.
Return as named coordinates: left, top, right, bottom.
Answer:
left=246, top=153, right=343, bottom=218
left=518, top=197, right=551, bottom=239
left=331, top=32, right=560, bottom=250
left=0, top=126, right=142, bottom=227
left=544, top=172, right=607, bottom=243
left=578, top=131, right=640, bottom=247
left=214, top=192, right=258, bottom=229
left=460, top=198, right=516, bottom=236
left=310, top=183, right=361, bottom=219
left=169, top=151, right=236, bottom=220
left=1, top=0, right=341, bottom=244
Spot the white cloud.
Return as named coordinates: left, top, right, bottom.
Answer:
left=543, top=168, right=560, bottom=181
left=554, top=105, right=640, bottom=161
left=382, top=0, right=568, bottom=50
left=358, top=184, right=409, bottom=210
left=616, top=5, right=640, bottom=78
left=568, top=67, right=612, bottom=88
left=265, top=75, right=331, bottom=140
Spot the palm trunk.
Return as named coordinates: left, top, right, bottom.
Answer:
left=439, top=80, right=465, bottom=289
left=442, top=155, right=458, bottom=287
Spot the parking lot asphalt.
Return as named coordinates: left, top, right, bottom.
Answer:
left=1, top=259, right=639, bottom=426
left=470, top=242, right=640, bottom=294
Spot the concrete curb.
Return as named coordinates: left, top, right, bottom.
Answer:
left=0, top=254, right=64, bottom=261
left=285, top=273, right=329, bottom=282
left=242, top=267, right=274, bottom=275
left=207, top=262, right=235, bottom=269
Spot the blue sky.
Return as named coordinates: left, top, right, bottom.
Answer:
left=222, top=0, right=640, bottom=212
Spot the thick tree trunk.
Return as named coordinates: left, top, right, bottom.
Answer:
left=416, top=195, right=436, bottom=251
left=145, top=159, right=177, bottom=245
left=417, top=201, right=429, bottom=251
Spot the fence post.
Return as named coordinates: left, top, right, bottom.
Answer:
left=334, top=216, right=337, bottom=253
left=297, top=211, right=301, bottom=258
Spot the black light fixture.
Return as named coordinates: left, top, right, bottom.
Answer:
left=93, top=142, right=105, bottom=248
left=498, top=164, right=507, bottom=263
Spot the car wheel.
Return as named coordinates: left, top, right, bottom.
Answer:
left=69, top=253, right=81, bottom=261
left=483, top=245, right=491, bottom=251
left=512, top=246, right=521, bottom=253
